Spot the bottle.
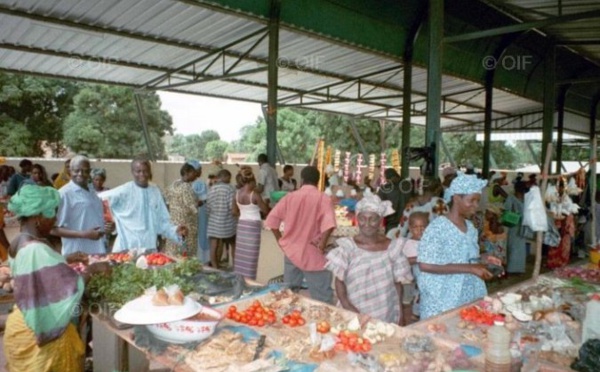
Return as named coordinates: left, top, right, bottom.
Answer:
left=485, top=320, right=511, bottom=372
left=582, top=294, right=600, bottom=343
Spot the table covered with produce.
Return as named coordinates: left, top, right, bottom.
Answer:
left=408, top=262, right=600, bottom=372
left=80, top=251, right=600, bottom=372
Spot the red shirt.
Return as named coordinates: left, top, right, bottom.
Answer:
left=265, top=185, right=336, bottom=271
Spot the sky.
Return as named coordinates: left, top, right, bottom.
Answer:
left=157, top=91, right=263, bottom=142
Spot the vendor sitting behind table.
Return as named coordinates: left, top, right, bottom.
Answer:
left=326, top=194, right=413, bottom=326
left=100, top=157, right=187, bottom=252
left=417, top=172, right=501, bottom=320
left=4, top=185, right=110, bottom=371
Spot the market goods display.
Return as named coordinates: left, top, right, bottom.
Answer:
left=151, top=286, right=185, bottom=306
left=145, top=306, right=223, bottom=344
left=226, top=301, right=277, bottom=327
left=554, top=265, right=600, bottom=284
left=86, top=258, right=202, bottom=306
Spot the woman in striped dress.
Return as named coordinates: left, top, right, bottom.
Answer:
left=233, top=166, right=269, bottom=280
left=206, top=170, right=237, bottom=268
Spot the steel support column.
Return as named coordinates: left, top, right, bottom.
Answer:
left=590, top=94, right=599, bottom=246
left=134, top=93, right=155, bottom=162
left=482, top=71, right=494, bottom=178
left=541, top=45, right=556, bottom=170
left=555, top=87, right=567, bottom=174
left=266, top=0, right=280, bottom=166
left=425, top=0, right=443, bottom=174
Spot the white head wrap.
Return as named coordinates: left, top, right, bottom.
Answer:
left=355, top=194, right=395, bottom=217
left=444, top=172, right=488, bottom=203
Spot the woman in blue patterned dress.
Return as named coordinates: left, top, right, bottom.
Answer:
left=417, top=172, right=494, bottom=319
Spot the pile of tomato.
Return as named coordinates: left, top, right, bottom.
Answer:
left=460, top=306, right=504, bottom=325
left=226, top=301, right=277, bottom=327
left=108, top=253, right=130, bottom=263
left=334, top=330, right=372, bottom=353
left=281, top=310, right=306, bottom=327
left=146, top=253, right=173, bottom=266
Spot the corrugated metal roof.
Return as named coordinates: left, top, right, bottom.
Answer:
left=0, top=0, right=593, bottom=134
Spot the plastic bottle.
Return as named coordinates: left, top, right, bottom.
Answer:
left=485, top=320, right=511, bottom=372
left=582, top=294, right=600, bottom=343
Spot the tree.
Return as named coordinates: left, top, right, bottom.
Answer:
left=204, top=140, right=230, bottom=161
left=167, top=130, right=221, bottom=160
left=0, top=73, right=79, bottom=156
left=63, top=86, right=173, bottom=159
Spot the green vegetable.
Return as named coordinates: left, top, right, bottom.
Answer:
left=86, top=258, right=203, bottom=306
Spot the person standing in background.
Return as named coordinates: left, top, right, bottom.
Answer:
left=206, top=169, right=237, bottom=268
left=279, top=165, right=297, bottom=192
left=90, top=168, right=109, bottom=193
left=188, top=160, right=210, bottom=263
left=164, top=163, right=198, bottom=257
left=233, top=166, right=269, bottom=280
left=7, top=159, right=32, bottom=196
left=256, top=153, right=279, bottom=207
left=53, top=157, right=72, bottom=190
left=22, top=164, right=53, bottom=188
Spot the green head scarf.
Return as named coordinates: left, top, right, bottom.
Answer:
left=8, top=185, right=60, bottom=218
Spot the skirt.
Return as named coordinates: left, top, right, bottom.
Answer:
left=4, top=306, right=85, bottom=372
left=233, top=219, right=262, bottom=280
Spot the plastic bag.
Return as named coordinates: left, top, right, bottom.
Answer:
left=571, top=339, right=600, bottom=372
left=522, top=186, right=548, bottom=232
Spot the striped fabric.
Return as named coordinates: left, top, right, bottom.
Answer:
left=206, top=182, right=236, bottom=239
left=326, top=237, right=413, bottom=324
left=57, top=181, right=106, bottom=255
left=10, top=241, right=83, bottom=345
left=234, top=219, right=262, bottom=279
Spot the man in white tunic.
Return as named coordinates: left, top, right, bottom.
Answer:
left=100, top=158, right=188, bottom=252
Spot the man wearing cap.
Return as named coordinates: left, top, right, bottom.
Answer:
left=417, top=172, right=496, bottom=319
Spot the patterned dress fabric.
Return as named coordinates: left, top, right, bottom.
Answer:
left=165, top=180, right=198, bottom=257
left=417, top=216, right=487, bottom=319
left=206, top=182, right=237, bottom=239
left=326, top=237, right=413, bottom=323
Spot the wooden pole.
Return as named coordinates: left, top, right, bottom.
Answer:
left=533, top=143, right=553, bottom=278
left=309, top=138, right=321, bottom=167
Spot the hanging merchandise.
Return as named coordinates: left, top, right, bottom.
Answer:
left=333, top=150, right=341, bottom=173
left=355, top=153, right=363, bottom=184
left=566, top=177, right=583, bottom=195
left=325, top=146, right=332, bottom=169
left=547, top=177, right=581, bottom=217
left=391, top=149, right=401, bottom=174
left=368, top=154, right=376, bottom=181
left=522, top=186, right=548, bottom=232
left=380, top=152, right=387, bottom=183
left=343, top=152, right=351, bottom=184
left=575, top=167, right=586, bottom=190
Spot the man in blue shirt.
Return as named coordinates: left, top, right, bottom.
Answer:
left=7, top=159, right=32, bottom=196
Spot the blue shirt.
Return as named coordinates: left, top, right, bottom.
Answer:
left=100, top=182, right=180, bottom=252
left=417, top=216, right=487, bottom=319
left=57, top=181, right=106, bottom=255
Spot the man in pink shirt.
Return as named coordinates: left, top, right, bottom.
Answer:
left=265, top=166, right=336, bottom=304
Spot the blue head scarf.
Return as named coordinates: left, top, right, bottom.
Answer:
left=444, top=172, right=488, bottom=203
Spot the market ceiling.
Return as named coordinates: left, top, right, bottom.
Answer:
left=0, top=0, right=598, bottom=135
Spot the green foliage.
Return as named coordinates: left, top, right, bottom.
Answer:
left=0, top=74, right=78, bottom=156
left=63, top=86, right=173, bottom=159
left=204, top=140, right=230, bottom=161
left=167, top=130, right=221, bottom=160
left=86, top=258, right=203, bottom=306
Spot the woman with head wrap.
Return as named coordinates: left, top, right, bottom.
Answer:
left=90, top=168, right=109, bottom=192
left=232, top=166, right=269, bottom=280
left=481, top=205, right=507, bottom=266
left=417, top=173, right=497, bottom=319
left=164, top=162, right=199, bottom=257
left=326, top=194, right=413, bottom=325
left=4, top=185, right=109, bottom=371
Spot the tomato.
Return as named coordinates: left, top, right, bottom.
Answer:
left=297, top=318, right=305, bottom=326
left=267, top=315, right=276, bottom=324
left=282, top=316, right=290, bottom=324
left=291, top=311, right=302, bottom=319
left=288, top=318, right=298, bottom=327
left=228, top=305, right=237, bottom=313
left=317, top=321, right=331, bottom=333
left=257, top=319, right=265, bottom=327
